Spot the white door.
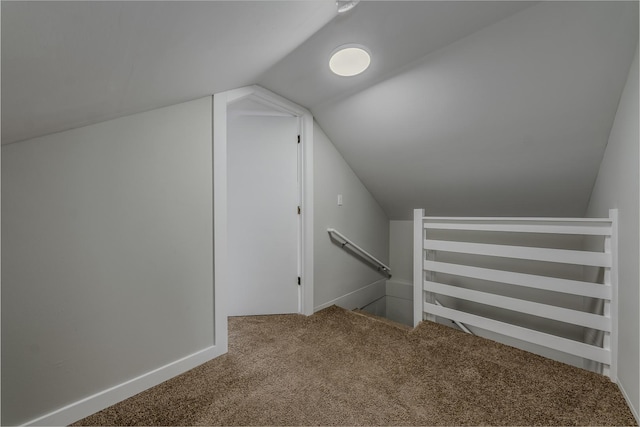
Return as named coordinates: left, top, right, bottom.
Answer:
left=227, top=114, right=300, bottom=316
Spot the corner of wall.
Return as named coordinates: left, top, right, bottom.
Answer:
left=313, top=122, right=390, bottom=311
left=584, top=44, right=639, bottom=420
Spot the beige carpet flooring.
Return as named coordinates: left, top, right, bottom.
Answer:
left=74, top=306, right=636, bottom=426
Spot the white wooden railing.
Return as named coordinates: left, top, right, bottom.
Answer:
left=413, top=209, right=618, bottom=380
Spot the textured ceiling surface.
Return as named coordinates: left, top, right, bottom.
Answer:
left=2, top=1, right=638, bottom=219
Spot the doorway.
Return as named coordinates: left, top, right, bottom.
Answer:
left=226, top=104, right=300, bottom=315
left=213, top=86, right=314, bottom=341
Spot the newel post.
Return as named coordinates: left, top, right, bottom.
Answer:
left=413, top=209, right=425, bottom=327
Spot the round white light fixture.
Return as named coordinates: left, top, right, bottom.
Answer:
left=336, top=0, right=360, bottom=13
left=329, top=45, right=371, bottom=77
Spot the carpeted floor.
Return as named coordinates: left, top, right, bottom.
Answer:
left=74, top=306, right=637, bottom=426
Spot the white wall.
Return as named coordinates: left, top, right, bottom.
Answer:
left=585, top=46, right=639, bottom=420
left=389, top=220, right=414, bottom=285
left=1, top=97, right=216, bottom=426
left=313, top=123, right=389, bottom=310
left=386, top=220, right=415, bottom=326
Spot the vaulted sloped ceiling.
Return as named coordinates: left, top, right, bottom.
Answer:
left=2, top=1, right=638, bottom=220
left=258, top=1, right=536, bottom=109
left=0, top=1, right=337, bottom=144
left=284, top=1, right=639, bottom=219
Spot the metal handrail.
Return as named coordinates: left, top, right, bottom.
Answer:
left=327, top=228, right=391, bottom=275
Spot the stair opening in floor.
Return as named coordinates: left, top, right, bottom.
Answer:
left=360, top=295, right=413, bottom=327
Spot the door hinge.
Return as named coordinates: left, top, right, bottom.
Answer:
left=297, top=206, right=301, bottom=215
left=297, top=135, right=300, bottom=144
left=297, top=276, right=301, bottom=285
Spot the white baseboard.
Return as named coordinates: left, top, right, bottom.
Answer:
left=314, top=279, right=386, bottom=312
left=617, top=379, right=639, bottom=425
left=23, top=345, right=226, bottom=426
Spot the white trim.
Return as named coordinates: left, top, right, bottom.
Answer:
left=422, top=216, right=614, bottom=222
left=424, top=239, right=611, bottom=267
left=212, top=94, right=229, bottom=355
left=424, top=260, right=611, bottom=299
left=618, top=379, right=640, bottom=425
left=606, top=208, right=619, bottom=381
left=213, top=86, right=314, bottom=316
left=22, top=346, right=224, bottom=426
left=413, top=209, right=424, bottom=327
left=301, top=111, right=315, bottom=316
left=224, top=86, right=255, bottom=104
left=423, top=280, right=611, bottom=331
left=424, top=303, right=611, bottom=364
left=314, top=279, right=386, bottom=312
left=423, top=221, right=612, bottom=235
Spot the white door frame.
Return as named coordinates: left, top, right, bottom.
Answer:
left=213, top=86, right=314, bottom=340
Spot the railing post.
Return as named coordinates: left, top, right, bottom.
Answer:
left=414, top=209, right=425, bottom=327
left=604, top=208, right=618, bottom=381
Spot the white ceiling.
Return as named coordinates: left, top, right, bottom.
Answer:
left=308, top=1, right=639, bottom=219
left=1, top=1, right=336, bottom=144
left=2, top=1, right=638, bottom=220
left=258, top=1, right=536, bottom=110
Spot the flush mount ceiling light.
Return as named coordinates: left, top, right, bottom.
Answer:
left=336, top=0, right=360, bottom=13
left=329, top=45, right=371, bottom=77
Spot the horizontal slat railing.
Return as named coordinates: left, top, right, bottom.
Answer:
left=421, top=216, right=614, bottom=222
left=414, top=208, right=618, bottom=380
left=423, top=220, right=612, bottom=236
left=423, top=239, right=611, bottom=267
left=424, top=303, right=611, bottom=364
left=423, top=280, right=611, bottom=331
left=424, top=261, right=611, bottom=299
